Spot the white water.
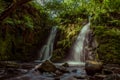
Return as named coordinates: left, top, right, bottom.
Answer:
left=68, top=22, right=90, bottom=65
left=35, top=27, right=57, bottom=62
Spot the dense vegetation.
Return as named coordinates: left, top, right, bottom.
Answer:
left=0, top=0, right=120, bottom=64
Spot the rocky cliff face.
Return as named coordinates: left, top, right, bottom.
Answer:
left=83, top=28, right=99, bottom=61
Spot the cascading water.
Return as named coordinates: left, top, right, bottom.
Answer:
left=67, top=22, right=91, bottom=65
left=72, top=22, right=90, bottom=62
left=35, top=27, right=57, bottom=62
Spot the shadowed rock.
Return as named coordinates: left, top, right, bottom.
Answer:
left=37, top=60, right=57, bottom=73
left=85, top=60, right=103, bottom=76
left=61, top=63, right=69, bottom=67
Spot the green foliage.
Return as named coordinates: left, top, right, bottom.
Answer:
left=0, top=1, right=55, bottom=61
left=52, top=23, right=83, bottom=60
left=0, top=0, right=13, bottom=15
left=24, top=15, right=34, bottom=28
left=87, top=0, right=120, bottom=27
left=0, top=0, right=120, bottom=62
left=94, top=26, right=120, bottom=63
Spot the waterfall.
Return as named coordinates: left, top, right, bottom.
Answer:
left=67, top=22, right=90, bottom=65
left=35, top=27, right=57, bottom=62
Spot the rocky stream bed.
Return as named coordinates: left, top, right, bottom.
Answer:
left=0, top=60, right=120, bottom=80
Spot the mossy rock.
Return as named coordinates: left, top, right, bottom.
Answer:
left=37, top=60, right=57, bottom=73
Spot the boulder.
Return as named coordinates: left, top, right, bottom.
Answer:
left=37, top=60, right=57, bottom=73
left=61, top=63, right=69, bottom=67
left=85, top=60, right=103, bottom=75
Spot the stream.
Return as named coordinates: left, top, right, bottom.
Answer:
left=0, top=62, right=86, bottom=80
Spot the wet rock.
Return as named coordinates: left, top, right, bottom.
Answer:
left=62, top=63, right=69, bottom=67
left=85, top=60, right=103, bottom=75
left=103, top=69, right=113, bottom=75
left=15, top=76, right=31, bottom=80
left=58, top=66, right=70, bottom=73
left=74, top=75, right=86, bottom=79
left=54, top=77, right=60, bottom=80
left=103, top=64, right=120, bottom=74
left=71, top=69, right=77, bottom=73
left=88, top=76, right=94, bottom=80
left=17, top=69, right=28, bottom=74
left=43, top=72, right=54, bottom=77
left=4, top=68, right=28, bottom=75
left=65, top=76, right=78, bottom=80
left=37, top=60, right=57, bottom=73
left=94, top=74, right=107, bottom=80
left=111, top=67, right=120, bottom=74
left=20, top=63, right=35, bottom=69
left=0, top=61, right=19, bottom=68
left=6, top=68, right=17, bottom=74
left=104, top=74, right=120, bottom=80
left=54, top=70, right=63, bottom=76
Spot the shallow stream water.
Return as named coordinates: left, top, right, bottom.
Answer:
left=7, top=62, right=86, bottom=80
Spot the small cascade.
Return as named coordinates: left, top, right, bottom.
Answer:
left=69, top=22, right=91, bottom=64
left=36, top=27, right=57, bottom=62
